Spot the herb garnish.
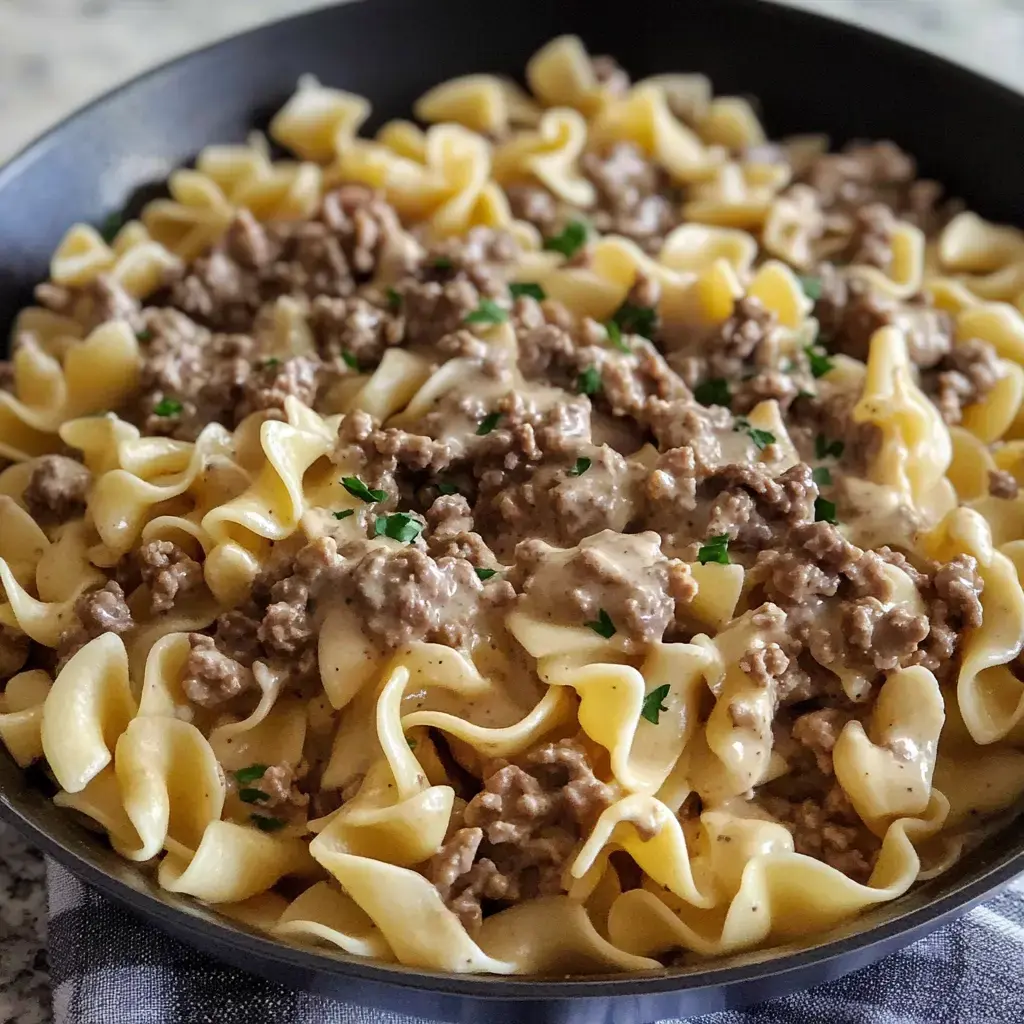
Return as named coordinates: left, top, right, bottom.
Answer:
left=464, top=299, right=509, bottom=325
left=233, top=764, right=268, bottom=785
left=238, top=788, right=269, bottom=804
left=694, top=378, right=731, bottom=408
left=812, top=466, right=833, bottom=486
left=373, top=513, right=425, bottom=543
left=153, top=398, right=183, bottom=417
left=476, top=411, right=502, bottom=436
left=585, top=608, right=616, bottom=639
left=136, top=328, right=152, bottom=343
left=543, top=219, right=589, bottom=258
left=474, top=567, right=498, bottom=581
left=99, top=212, right=123, bottom=243
left=431, top=256, right=453, bottom=271
left=386, top=287, right=402, bottom=312
left=697, top=534, right=731, bottom=565
left=604, top=319, right=631, bottom=353
left=342, top=351, right=360, bottom=371
left=569, top=457, right=592, bottom=477
left=640, top=683, right=671, bottom=725
left=342, top=476, right=387, bottom=503
left=734, top=417, right=776, bottom=451
left=262, top=357, right=282, bottom=369
left=332, top=509, right=355, bottom=521
left=805, top=345, right=834, bottom=379
left=576, top=366, right=602, bottom=396
left=436, top=481, right=460, bottom=495
left=610, top=300, right=657, bottom=340
left=814, top=497, right=839, bottom=524
left=509, top=282, right=546, bottom=301
left=250, top=814, right=286, bottom=833
left=815, top=434, right=845, bottom=459
left=798, top=275, right=823, bottom=301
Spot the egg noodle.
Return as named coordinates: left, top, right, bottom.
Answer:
left=2, top=36, right=1024, bottom=974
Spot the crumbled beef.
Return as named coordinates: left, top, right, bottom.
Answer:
left=842, top=202, right=897, bottom=269
left=932, top=555, right=984, bottom=631
left=506, top=185, right=561, bottom=236
left=308, top=295, right=405, bottom=367
left=56, top=582, right=134, bottom=668
left=22, top=455, right=91, bottom=525
left=181, top=633, right=254, bottom=707
left=0, top=625, right=30, bottom=680
left=429, top=739, right=614, bottom=933
left=679, top=296, right=780, bottom=386
left=137, top=539, right=205, bottom=614
left=424, top=493, right=506, bottom=571
left=790, top=708, right=854, bottom=776
left=257, top=763, right=310, bottom=810
left=731, top=369, right=800, bottom=416
left=591, top=55, right=631, bottom=97
left=925, top=338, right=1003, bottom=425
left=35, top=275, right=144, bottom=333
left=238, top=355, right=320, bottom=418
left=989, top=469, right=1020, bottom=500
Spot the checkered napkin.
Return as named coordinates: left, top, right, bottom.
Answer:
left=47, top=859, right=1024, bottom=1024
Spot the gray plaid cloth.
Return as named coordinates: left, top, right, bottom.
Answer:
left=46, top=860, right=1024, bottom=1024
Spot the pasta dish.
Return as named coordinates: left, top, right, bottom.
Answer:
left=3, top=36, right=1024, bottom=975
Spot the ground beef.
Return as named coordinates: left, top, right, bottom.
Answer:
left=137, top=539, right=205, bottom=614
left=790, top=708, right=855, bottom=776
left=22, top=455, right=91, bottom=524
left=35, top=275, right=144, bottom=334
left=56, top=582, right=134, bottom=668
left=428, top=738, right=614, bottom=933
left=925, top=338, right=1003, bottom=425
left=674, top=296, right=780, bottom=387
left=238, top=355, right=321, bottom=419
left=506, top=185, right=561, bottom=236
left=841, top=202, right=897, bottom=269
left=989, top=469, right=1020, bottom=500
left=181, top=633, right=254, bottom=707
left=257, top=762, right=310, bottom=810
left=424, top=493, right=506, bottom=571
left=307, top=295, right=405, bottom=369
left=0, top=625, right=30, bottom=680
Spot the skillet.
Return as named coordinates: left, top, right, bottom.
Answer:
left=1, top=1, right=1023, bottom=1020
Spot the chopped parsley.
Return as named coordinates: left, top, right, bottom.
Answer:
left=99, top=212, right=123, bottom=243
left=812, top=466, right=833, bottom=486
left=796, top=388, right=816, bottom=401
left=436, top=481, right=460, bottom=495
left=238, top=787, right=269, bottom=804
left=697, top=534, right=731, bottom=565
left=135, top=328, right=152, bottom=343
left=610, top=300, right=657, bottom=340
left=342, top=476, right=387, bottom=503
left=543, top=219, right=589, bottom=258
left=476, top=411, right=502, bottom=436
left=805, top=345, right=834, bottom=379
left=734, top=417, right=776, bottom=451
left=585, top=608, right=616, bottom=639
left=407, top=738, right=417, bottom=750
left=250, top=814, right=286, bottom=833
left=342, top=351, right=362, bottom=372
left=604, top=319, right=631, bottom=353
left=332, top=509, right=355, bottom=521
left=386, top=287, right=402, bottom=312
left=694, top=378, right=731, bottom=408
left=798, top=275, right=823, bottom=301
left=464, top=299, right=509, bottom=325
left=233, top=764, right=268, bottom=785
left=262, top=357, right=282, bottom=369
left=569, top=457, right=592, bottom=477
left=814, top=497, right=839, bottom=524
left=640, top=683, right=671, bottom=725
left=509, top=282, right=546, bottom=301
left=431, top=256, right=453, bottom=271
left=474, top=567, right=498, bottom=581
left=815, top=434, right=845, bottom=460
left=576, top=366, right=602, bottom=396
left=152, top=398, right=183, bottom=417
left=373, top=512, right=425, bottom=543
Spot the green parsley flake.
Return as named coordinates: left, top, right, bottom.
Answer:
left=386, top=287, right=402, bottom=312
left=640, top=683, right=671, bottom=725
left=136, top=328, right=152, bottom=343
left=233, top=764, right=268, bottom=785
left=474, top=567, right=498, bottom=581
left=543, top=219, right=589, bottom=258
left=798, top=275, right=823, bottom=301
left=509, top=282, right=546, bottom=301
left=604, top=319, right=631, bottom=353
left=585, top=608, right=616, bottom=639
left=263, top=357, right=282, bottom=369
left=342, top=351, right=361, bottom=371
left=250, top=814, right=286, bottom=833
left=238, top=787, right=269, bottom=804
left=476, top=411, right=502, bottom=436
left=436, top=481, right=460, bottom=495
left=697, top=534, right=731, bottom=565
left=342, top=476, right=387, bottom=503
left=332, top=509, right=355, bottom=521
left=812, top=466, right=833, bottom=486
left=815, top=434, right=845, bottom=459
left=464, top=299, right=509, bottom=325
left=373, top=513, right=425, bottom=544
left=99, top=212, right=123, bottom=243
left=153, top=398, right=183, bottom=417
left=576, top=366, right=602, bottom=396
left=569, top=457, right=592, bottom=477
left=611, top=301, right=657, bottom=340
left=814, top=497, right=839, bottom=524
left=694, top=378, right=731, bottom=408
left=431, top=256, right=453, bottom=271
left=796, top=388, right=816, bottom=401
left=805, top=345, right=834, bottom=379
left=734, top=417, right=776, bottom=451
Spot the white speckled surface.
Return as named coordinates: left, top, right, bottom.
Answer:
left=2, top=2, right=1024, bottom=1021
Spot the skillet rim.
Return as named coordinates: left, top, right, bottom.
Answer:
left=2, top=0, right=1024, bottom=1007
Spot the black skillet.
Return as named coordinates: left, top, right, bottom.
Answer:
left=1, top=1, right=1023, bottom=1021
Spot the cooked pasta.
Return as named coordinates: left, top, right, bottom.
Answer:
left=4, top=35, right=1024, bottom=975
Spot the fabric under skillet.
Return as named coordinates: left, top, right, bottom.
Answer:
left=45, top=859, right=1024, bottom=1024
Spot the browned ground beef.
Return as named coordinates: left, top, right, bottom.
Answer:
left=23, top=455, right=91, bottom=524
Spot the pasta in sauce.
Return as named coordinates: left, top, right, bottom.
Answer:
left=3, top=35, right=1024, bottom=974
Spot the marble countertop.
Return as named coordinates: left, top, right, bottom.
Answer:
left=3, top=1, right=1024, bottom=1022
